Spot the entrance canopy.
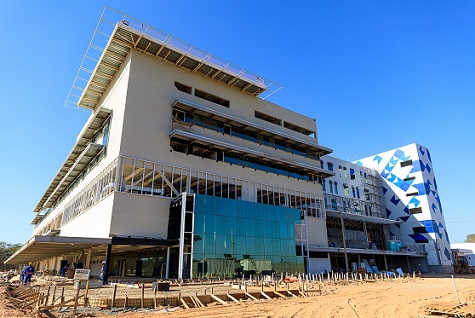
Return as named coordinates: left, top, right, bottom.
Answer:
left=5, top=236, right=112, bottom=265
left=5, top=236, right=178, bottom=265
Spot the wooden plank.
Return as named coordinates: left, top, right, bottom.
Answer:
left=180, top=297, right=190, bottom=309
left=245, top=292, right=258, bottom=301
left=227, top=293, right=239, bottom=303
left=274, top=291, right=287, bottom=298
left=260, top=291, right=272, bottom=300
left=210, top=294, right=228, bottom=305
left=287, top=290, right=299, bottom=298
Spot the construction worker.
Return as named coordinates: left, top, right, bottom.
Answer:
left=23, top=262, right=35, bottom=287
left=417, top=264, right=422, bottom=278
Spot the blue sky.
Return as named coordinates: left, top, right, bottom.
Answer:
left=0, top=1, right=473, bottom=244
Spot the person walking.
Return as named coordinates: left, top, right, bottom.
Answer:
left=100, top=261, right=107, bottom=284
left=23, top=262, right=35, bottom=287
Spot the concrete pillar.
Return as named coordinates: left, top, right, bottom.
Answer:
left=104, top=244, right=112, bottom=283
left=383, top=254, right=388, bottom=271
left=85, top=249, right=92, bottom=269
left=166, top=247, right=170, bottom=279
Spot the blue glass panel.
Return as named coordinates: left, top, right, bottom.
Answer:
left=246, top=219, right=256, bottom=237
left=288, top=223, right=295, bottom=239
left=204, top=234, right=215, bottom=254
left=205, top=196, right=217, bottom=215
left=226, top=217, right=236, bottom=236
left=262, top=205, right=271, bottom=221
left=226, top=199, right=237, bottom=218
left=263, top=221, right=272, bottom=238
left=254, top=219, right=264, bottom=237
left=280, top=223, right=288, bottom=239
left=205, top=215, right=215, bottom=234
left=193, top=236, right=204, bottom=254
left=271, top=222, right=280, bottom=238
left=235, top=236, right=246, bottom=256
left=254, top=204, right=263, bottom=220
left=278, top=207, right=286, bottom=223
left=263, top=238, right=273, bottom=256
left=215, top=215, right=227, bottom=234
left=255, top=237, right=264, bottom=255
left=215, top=234, right=227, bottom=255
left=236, top=200, right=246, bottom=218
left=195, top=195, right=206, bottom=213
left=194, top=213, right=205, bottom=234
left=272, top=240, right=281, bottom=257
left=246, top=236, right=255, bottom=255
left=236, top=218, right=246, bottom=236
left=216, top=197, right=227, bottom=216
left=245, top=202, right=255, bottom=219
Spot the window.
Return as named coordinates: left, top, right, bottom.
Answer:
left=329, top=181, right=334, bottom=194
left=350, top=168, right=355, bottom=180
left=195, top=88, right=230, bottom=107
left=356, top=187, right=360, bottom=199
left=327, top=162, right=334, bottom=171
left=320, top=160, right=324, bottom=169
left=343, top=184, right=349, bottom=196
left=351, top=186, right=356, bottom=198
left=343, top=167, right=348, bottom=178
left=334, top=182, right=339, bottom=194
left=322, top=180, right=326, bottom=192
left=400, top=160, right=413, bottom=167
left=409, top=207, right=423, bottom=214
left=404, top=176, right=416, bottom=181
left=174, top=81, right=192, bottom=94
left=331, top=198, right=337, bottom=211
left=255, top=111, right=281, bottom=125
left=339, top=166, right=343, bottom=177
left=406, top=191, right=418, bottom=197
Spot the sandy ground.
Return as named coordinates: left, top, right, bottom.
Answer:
left=3, top=275, right=475, bottom=318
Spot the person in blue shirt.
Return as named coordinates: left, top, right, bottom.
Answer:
left=100, top=261, right=107, bottom=283
left=23, top=262, right=35, bottom=287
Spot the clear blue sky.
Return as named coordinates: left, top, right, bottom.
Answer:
left=0, top=1, right=474, bottom=245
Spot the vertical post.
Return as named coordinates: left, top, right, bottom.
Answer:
left=339, top=210, right=349, bottom=272
left=178, top=195, right=187, bottom=280
left=72, top=282, right=81, bottom=316
left=84, top=280, right=90, bottom=305
left=141, top=283, right=145, bottom=309
left=51, top=285, right=57, bottom=306
left=111, top=284, right=117, bottom=309
left=406, top=256, right=411, bottom=274
left=60, top=287, right=64, bottom=303
left=452, top=275, right=461, bottom=304
left=85, top=249, right=92, bottom=269
left=383, top=254, right=388, bottom=271
left=166, top=247, right=171, bottom=279
left=104, top=244, right=112, bottom=284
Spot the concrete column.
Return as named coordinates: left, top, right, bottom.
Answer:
left=104, top=244, right=112, bottom=283
left=85, top=249, right=92, bottom=269
left=166, top=247, right=170, bottom=279
left=383, top=254, right=388, bottom=271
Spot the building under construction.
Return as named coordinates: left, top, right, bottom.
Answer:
left=5, top=7, right=452, bottom=279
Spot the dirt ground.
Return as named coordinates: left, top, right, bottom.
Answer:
left=3, top=275, right=475, bottom=318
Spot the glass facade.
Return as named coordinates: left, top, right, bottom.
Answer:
left=192, top=194, right=305, bottom=278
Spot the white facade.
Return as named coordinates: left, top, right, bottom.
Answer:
left=356, top=143, right=452, bottom=272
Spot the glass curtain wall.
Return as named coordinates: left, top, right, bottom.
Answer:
left=192, top=194, right=305, bottom=278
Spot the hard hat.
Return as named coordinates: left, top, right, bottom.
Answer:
left=28, top=262, right=32, bottom=265
left=102, top=261, right=106, bottom=264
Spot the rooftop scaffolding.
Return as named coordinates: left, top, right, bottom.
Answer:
left=65, top=7, right=282, bottom=111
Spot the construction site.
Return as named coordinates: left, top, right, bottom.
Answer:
left=2, top=270, right=475, bottom=318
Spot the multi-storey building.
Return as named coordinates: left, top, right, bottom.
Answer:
left=6, top=9, right=451, bottom=278
left=356, top=143, right=452, bottom=272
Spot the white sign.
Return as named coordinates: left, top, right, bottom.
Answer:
left=73, top=269, right=90, bottom=281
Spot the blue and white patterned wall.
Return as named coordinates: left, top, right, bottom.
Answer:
left=356, top=143, right=452, bottom=269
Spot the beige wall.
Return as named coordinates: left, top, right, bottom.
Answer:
left=119, top=50, right=323, bottom=196
left=60, top=194, right=114, bottom=238
left=307, top=218, right=329, bottom=247
left=109, top=193, right=170, bottom=239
